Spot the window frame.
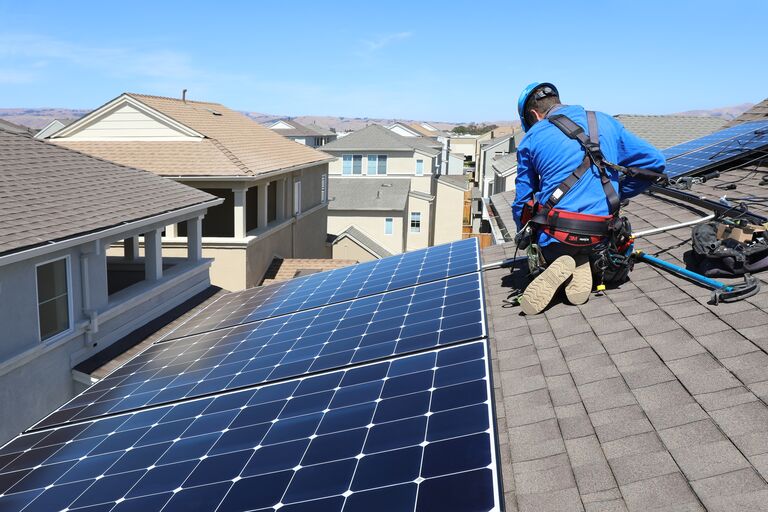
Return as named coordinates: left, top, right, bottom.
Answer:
left=384, top=217, right=393, bottom=235
left=321, top=174, right=327, bottom=203
left=294, top=179, right=302, bottom=215
left=410, top=212, right=422, bottom=233
left=415, top=159, right=424, bottom=176
left=35, top=255, right=73, bottom=343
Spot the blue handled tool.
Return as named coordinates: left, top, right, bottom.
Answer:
left=634, top=251, right=760, bottom=305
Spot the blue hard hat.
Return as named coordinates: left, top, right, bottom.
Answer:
left=517, top=82, right=559, bottom=132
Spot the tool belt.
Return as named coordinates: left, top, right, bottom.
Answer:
left=522, top=200, right=614, bottom=247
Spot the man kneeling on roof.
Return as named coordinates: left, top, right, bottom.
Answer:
left=512, top=83, right=667, bottom=315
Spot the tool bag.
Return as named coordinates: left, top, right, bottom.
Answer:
left=691, top=222, right=768, bottom=277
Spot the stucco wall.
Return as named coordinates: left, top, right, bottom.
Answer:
left=326, top=150, right=435, bottom=178
left=406, top=195, right=432, bottom=251
left=332, top=238, right=378, bottom=262
left=433, top=182, right=466, bottom=245
left=328, top=211, right=405, bottom=254
left=294, top=206, right=329, bottom=259
left=449, top=138, right=478, bottom=163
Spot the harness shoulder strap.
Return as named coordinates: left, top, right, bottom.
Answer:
left=544, top=111, right=621, bottom=214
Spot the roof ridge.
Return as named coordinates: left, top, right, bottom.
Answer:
left=207, top=137, right=253, bottom=175
left=125, top=92, right=224, bottom=107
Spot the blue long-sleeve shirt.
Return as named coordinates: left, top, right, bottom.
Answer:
left=513, top=105, right=666, bottom=246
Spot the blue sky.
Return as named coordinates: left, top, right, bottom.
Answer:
left=0, top=0, right=766, bottom=122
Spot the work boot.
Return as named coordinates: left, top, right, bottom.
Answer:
left=566, top=255, right=592, bottom=305
left=519, top=255, right=575, bottom=315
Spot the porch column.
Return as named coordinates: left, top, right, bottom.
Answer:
left=233, top=187, right=247, bottom=238
left=124, top=236, right=139, bottom=260
left=258, top=182, right=269, bottom=229
left=165, top=223, right=178, bottom=238
left=276, top=179, right=286, bottom=221
left=283, top=177, right=291, bottom=218
left=144, top=229, right=163, bottom=281
left=187, top=216, right=203, bottom=261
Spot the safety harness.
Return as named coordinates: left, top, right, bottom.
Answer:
left=522, top=111, right=665, bottom=248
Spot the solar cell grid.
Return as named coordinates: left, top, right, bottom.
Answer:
left=0, top=341, right=500, bottom=512
left=34, top=273, right=486, bottom=430
left=162, top=238, right=480, bottom=341
left=662, top=120, right=768, bottom=159
left=661, top=120, right=768, bottom=178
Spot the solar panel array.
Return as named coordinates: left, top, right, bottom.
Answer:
left=662, top=120, right=768, bottom=178
left=161, top=239, right=479, bottom=341
left=1, top=238, right=503, bottom=511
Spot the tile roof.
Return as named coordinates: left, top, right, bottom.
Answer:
left=483, top=168, right=768, bottom=511
left=328, top=177, right=410, bottom=211
left=723, top=98, right=768, bottom=128
left=0, top=128, right=216, bottom=256
left=407, top=123, right=450, bottom=138
left=320, top=124, right=441, bottom=156
left=330, top=226, right=393, bottom=258
left=615, top=115, right=726, bottom=149
left=54, top=93, right=332, bottom=177
left=481, top=132, right=516, bottom=148
left=270, top=119, right=335, bottom=137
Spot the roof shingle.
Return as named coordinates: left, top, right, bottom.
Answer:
left=53, top=93, right=332, bottom=177
left=0, top=128, right=215, bottom=256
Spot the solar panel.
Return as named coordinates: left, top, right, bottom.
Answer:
left=162, top=238, right=480, bottom=341
left=0, top=341, right=500, bottom=512
left=662, top=120, right=768, bottom=178
left=33, top=273, right=486, bottom=430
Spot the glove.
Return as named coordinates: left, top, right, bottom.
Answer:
left=514, top=226, right=531, bottom=250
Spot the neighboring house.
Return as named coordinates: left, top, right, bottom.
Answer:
left=386, top=121, right=458, bottom=175
left=34, top=118, right=75, bottom=140
left=0, top=127, right=220, bottom=444
left=268, top=119, right=337, bottom=147
left=490, top=153, right=517, bottom=195
left=448, top=151, right=465, bottom=175
left=328, top=178, right=412, bottom=259
left=477, top=131, right=517, bottom=199
left=615, top=114, right=725, bottom=149
left=51, top=93, right=333, bottom=291
left=322, top=125, right=467, bottom=258
left=448, top=134, right=480, bottom=167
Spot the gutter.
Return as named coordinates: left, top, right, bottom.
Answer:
left=0, top=199, right=223, bottom=268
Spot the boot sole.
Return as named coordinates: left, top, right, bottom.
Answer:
left=566, top=259, right=592, bottom=305
left=520, top=256, right=576, bottom=315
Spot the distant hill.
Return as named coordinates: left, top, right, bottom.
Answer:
left=0, top=108, right=90, bottom=129
left=673, top=103, right=753, bottom=121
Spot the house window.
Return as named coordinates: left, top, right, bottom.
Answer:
left=416, top=159, right=424, bottom=176
left=366, top=155, right=387, bottom=175
left=321, top=174, right=327, bottom=203
left=36, top=257, right=71, bottom=341
left=410, top=212, right=421, bottom=233
left=294, top=180, right=302, bottom=215
left=385, top=217, right=393, bottom=235
left=377, top=155, right=387, bottom=175
left=342, top=155, right=363, bottom=175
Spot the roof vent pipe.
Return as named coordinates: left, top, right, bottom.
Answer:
left=182, top=89, right=187, bottom=103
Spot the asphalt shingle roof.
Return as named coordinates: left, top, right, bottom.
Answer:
left=270, top=119, right=335, bottom=137
left=53, top=93, right=332, bottom=177
left=483, top=167, right=768, bottom=511
left=723, top=98, right=768, bottom=128
left=492, top=153, right=517, bottom=175
left=615, top=115, right=726, bottom=149
left=328, top=177, right=410, bottom=211
left=320, top=124, right=441, bottom=156
left=0, top=128, right=216, bottom=256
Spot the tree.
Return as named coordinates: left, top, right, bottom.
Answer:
left=451, top=123, right=498, bottom=136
